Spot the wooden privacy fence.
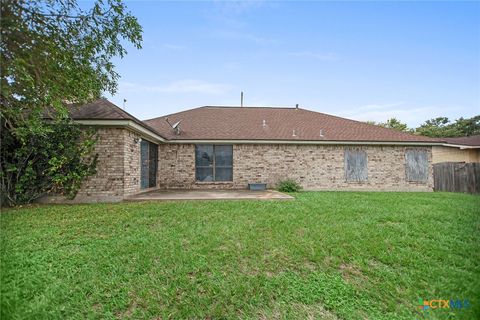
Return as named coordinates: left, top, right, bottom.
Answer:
left=433, top=162, right=480, bottom=194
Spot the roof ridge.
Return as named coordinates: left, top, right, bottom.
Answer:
left=203, top=105, right=297, bottom=109
left=296, top=108, right=438, bottom=141
left=100, top=99, right=142, bottom=122
left=95, top=99, right=167, bottom=139
left=143, top=105, right=299, bottom=122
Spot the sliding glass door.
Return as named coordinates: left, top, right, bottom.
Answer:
left=140, top=140, right=158, bottom=189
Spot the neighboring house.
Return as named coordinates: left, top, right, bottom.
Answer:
left=432, top=135, right=480, bottom=163
left=60, top=99, right=442, bottom=202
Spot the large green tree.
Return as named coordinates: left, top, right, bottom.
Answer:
left=365, top=118, right=412, bottom=133
left=415, top=116, right=480, bottom=137
left=381, top=118, right=412, bottom=132
left=367, top=116, right=480, bottom=137
left=0, top=0, right=142, bottom=205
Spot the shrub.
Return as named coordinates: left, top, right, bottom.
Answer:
left=277, top=179, right=302, bottom=192
left=0, top=118, right=98, bottom=206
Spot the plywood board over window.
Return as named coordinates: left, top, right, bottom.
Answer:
left=405, top=149, right=428, bottom=182
left=344, top=148, right=368, bottom=182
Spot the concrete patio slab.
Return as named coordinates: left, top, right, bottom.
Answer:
left=125, top=189, right=294, bottom=201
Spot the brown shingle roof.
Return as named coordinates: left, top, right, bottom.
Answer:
left=442, top=135, right=480, bottom=146
left=144, top=106, right=439, bottom=143
left=67, top=99, right=165, bottom=139
left=68, top=98, right=140, bottom=122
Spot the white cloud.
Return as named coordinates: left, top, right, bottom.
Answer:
left=162, top=43, right=186, bottom=51
left=288, top=51, right=339, bottom=61
left=205, top=1, right=277, bottom=45
left=120, top=80, right=233, bottom=95
left=212, top=0, right=266, bottom=16
left=223, top=62, right=243, bottom=72
left=338, top=102, right=457, bottom=127
left=202, top=1, right=268, bottom=30
left=350, top=102, right=406, bottom=112
left=211, top=29, right=277, bottom=45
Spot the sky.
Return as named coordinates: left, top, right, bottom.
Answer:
left=100, top=0, right=480, bottom=127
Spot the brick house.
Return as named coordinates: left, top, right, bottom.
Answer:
left=64, top=99, right=441, bottom=202
left=432, top=135, right=480, bottom=163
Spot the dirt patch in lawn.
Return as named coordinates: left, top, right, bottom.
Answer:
left=258, top=301, right=340, bottom=320
left=339, top=263, right=368, bottom=288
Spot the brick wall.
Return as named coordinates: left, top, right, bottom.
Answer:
left=73, top=128, right=127, bottom=202
left=44, top=138, right=434, bottom=204
left=158, top=144, right=195, bottom=188
left=158, top=144, right=434, bottom=191
left=123, top=130, right=142, bottom=196
left=45, top=128, right=144, bottom=203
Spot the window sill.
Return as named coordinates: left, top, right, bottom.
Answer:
left=195, top=181, right=234, bottom=184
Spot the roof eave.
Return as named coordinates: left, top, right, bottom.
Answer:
left=441, top=143, right=480, bottom=149
left=163, top=139, right=442, bottom=146
left=74, top=119, right=167, bottom=143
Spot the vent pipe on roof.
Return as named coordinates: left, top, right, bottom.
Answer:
left=292, top=129, right=297, bottom=137
left=166, top=117, right=182, bottom=135
left=320, top=129, right=324, bottom=137
left=123, top=98, right=127, bottom=110
left=241, top=91, right=244, bottom=107
left=262, top=119, right=266, bottom=128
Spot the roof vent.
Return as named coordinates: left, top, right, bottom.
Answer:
left=320, top=129, right=324, bottom=137
left=295, top=104, right=299, bottom=109
left=166, top=117, right=182, bottom=135
left=262, top=119, right=266, bottom=128
left=292, top=129, right=297, bottom=137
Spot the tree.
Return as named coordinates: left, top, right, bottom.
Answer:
left=365, top=118, right=412, bottom=132
left=451, top=116, right=480, bottom=136
left=380, top=118, right=411, bottom=132
left=0, top=0, right=142, bottom=205
left=415, top=116, right=480, bottom=137
left=1, top=118, right=98, bottom=204
left=415, top=117, right=455, bottom=137
left=367, top=116, right=480, bottom=137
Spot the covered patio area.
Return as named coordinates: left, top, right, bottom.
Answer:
left=126, top=189, right=294, bottom=201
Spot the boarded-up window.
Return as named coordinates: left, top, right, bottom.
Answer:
left=344, top=149, right=368, bottom=181
left=405, top=149, right=428, bottom=182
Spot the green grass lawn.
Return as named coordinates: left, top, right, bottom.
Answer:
left=1, top=192, right=479, bottom=319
